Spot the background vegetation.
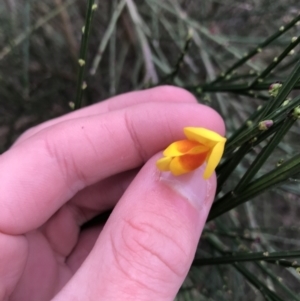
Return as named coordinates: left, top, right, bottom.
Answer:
left=1, top=0, right=300, bottom=300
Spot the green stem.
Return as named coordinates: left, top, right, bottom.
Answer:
left=188, top=82, right=300, bottom=94
left=203, top=224, right=300, bottom=301
left=254, top=261, right=300, bottom=301
left=210, top=153, right=300, bottom=220
left=224, top=94, right=300, bottom=155
left=205, top=234, right=284, bottom=301
left=263, top=59, right=300, bottom=115
left=74, top=0, right=96, bottom=110
left=249, top=37, right=300, bottom=87
left=109, top=0, right=118, bottom=96
left=217, top=143, right=251, bottom=190
left=208, top=15, right=300, bottom=85
left=194, top=250, right=300, bottom=266
left=264, top=259, right=300, bottom=269
left=234, top=117, right=296, bottom=192
left=160, top=28, right=193, bottom=84
left=233, top=264, right=285, bottom=301
left=225, top=104, right=265, bottom=146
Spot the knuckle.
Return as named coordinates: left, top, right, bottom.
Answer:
left=123, top=111, right=147, bottom=162
left=42, top=129, right=88, bottom=191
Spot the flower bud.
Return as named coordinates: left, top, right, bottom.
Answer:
left=281, top=98, right=291, bottom=106
left=258, top=120, right=273, bottom=130
left=292, top=106, right=300, bottom=119
left=269, top=82, right=282, bottom=97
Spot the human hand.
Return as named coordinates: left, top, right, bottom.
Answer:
left=0, top=86, right=225, bottom=301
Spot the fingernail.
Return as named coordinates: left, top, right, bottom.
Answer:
left=159, top=165, right=215, bottom=211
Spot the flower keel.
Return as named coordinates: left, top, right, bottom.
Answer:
left=156, top=127, right=226, bottom=179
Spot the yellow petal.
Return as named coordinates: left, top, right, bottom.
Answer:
left=156, top=157, right=172, bottom=171
left=163, top=140, right=200, bottom=156
left=186, top=145, right=210, bottom=155
left=203, top=141, right=225, bottom=179
left=169, top=153, right=207, bottom=176
left=169, top=157, right=189, bottom=175
left=156, top=127, right=226, bottom=177
left=184, top=127, right=226, bottom=146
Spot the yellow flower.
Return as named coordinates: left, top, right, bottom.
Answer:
left=156, top=127, right=226, bottom=179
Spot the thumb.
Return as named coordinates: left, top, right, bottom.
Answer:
left=53, top=154, right=216, bottom=301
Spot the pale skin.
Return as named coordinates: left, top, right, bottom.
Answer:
left=0, top=86, right=225, bottom=301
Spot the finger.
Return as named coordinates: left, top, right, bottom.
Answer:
left=66, top=225, right=103, bottom=274
left=0, top=101, right=224, bottom=234
left=53, top=154, right=217, bottom=301
left=38, top=170, right=137, bottom=258
left=0, top=233, right=28, bottom=300
left=69, top=169, right=138, bottom=225
left=14, top=86, right=197, bottom=146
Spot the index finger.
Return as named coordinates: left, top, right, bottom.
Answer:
left=15, top=86, right=198, bottom=146
left=0, top=94, right=225, bottom=234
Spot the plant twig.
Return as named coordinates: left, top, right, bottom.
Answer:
left=210, top=153, right=300, bottom=220
left=159, top=28, right=193, bottom=84
left=250, top=37, right=300, bottom=87
left=90, top=0, right=126, bottom=75
left=74, top=0, right=97, bottom=110
left=194, top=250, right=300, bottom=266
left=209, top=15, right=300, bottom=85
